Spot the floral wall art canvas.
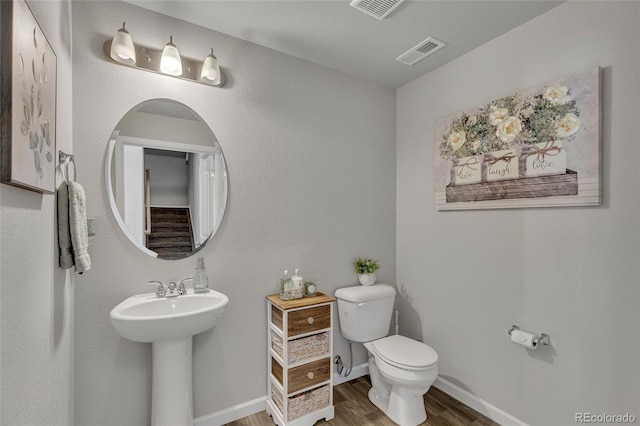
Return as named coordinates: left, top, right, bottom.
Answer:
left=1, top=0, right=57, bottom=194
left=434, top=67, right=601, bottom=210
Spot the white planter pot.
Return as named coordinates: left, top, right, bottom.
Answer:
left=483, top=149, right=518, bottom=182
left=450, top=155, right=483, bottom=185
left=520, top=140, right=566, bottom=178
left=358, top=273, right=376, bottom=286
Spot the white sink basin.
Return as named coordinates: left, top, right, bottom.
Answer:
left=110, top=290, right=229, bottom=342
left=110, top=289, right=229, bottom=425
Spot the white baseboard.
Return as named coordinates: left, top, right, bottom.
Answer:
left=194, top=368, right=526, bottom=426
left=333, top=362, right=369, bottom=386
left=193, top=365, right=369, bottom=425
left=434, top=377, right=528, bottom=426
left=194, top=395, right=267, bottom=426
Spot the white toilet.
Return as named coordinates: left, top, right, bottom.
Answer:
left=334, top=284, right=438, bottom=426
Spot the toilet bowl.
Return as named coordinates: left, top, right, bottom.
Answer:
left=364, top=334, right=438, bottom=426
left=334, top=284, right=439, bottom=426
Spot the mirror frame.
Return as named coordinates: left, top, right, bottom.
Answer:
left=105, top=99, right=228, bottom=259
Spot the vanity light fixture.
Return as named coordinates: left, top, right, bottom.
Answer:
left=109, top=22, right=136, bottom=65
left=103, top=24, right=225, bottom=87
left=160, top=36, right=182, bottom=76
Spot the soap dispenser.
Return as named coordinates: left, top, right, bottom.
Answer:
left=280, top=270, right=292, bottom=300
left=193, top=257, right=209, bottom=293
left=291, top=268, right=304, bottom=299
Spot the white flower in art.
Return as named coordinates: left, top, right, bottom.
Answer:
left=495, top=116, right=522, bottom=143
left=447, top=130, right=467, bottom=151
left=489, top=107, right=509, bottom=126
left=543, top=84, right=571, bottom=105
left=556, top=113, right=581, bottom=138
left=471, top=140, right=481, bottom=151
left=521, top=106, right=534, bottom=118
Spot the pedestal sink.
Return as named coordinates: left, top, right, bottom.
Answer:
left=110, top=290, right=229, bottom=426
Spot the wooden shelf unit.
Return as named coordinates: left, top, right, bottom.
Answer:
left=265, top=293, right=336, bottom=426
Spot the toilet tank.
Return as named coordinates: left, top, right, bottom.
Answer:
left=334, top=284, right=396, bottom=343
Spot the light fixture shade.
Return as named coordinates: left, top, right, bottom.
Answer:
left=110, top=22, right=136, bottom=65
left=160, top=36, right=182, bottom=76
left=200, top=48, right=220, bottom=82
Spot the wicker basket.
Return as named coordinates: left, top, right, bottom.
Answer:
left=272, top=384, right=330, bottom=421
left=272, top=332, right=329, bottom=364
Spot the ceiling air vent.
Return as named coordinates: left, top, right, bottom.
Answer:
left=396, top=37, right=446, bottom=66
left=350, top=0, right=405, bottom=20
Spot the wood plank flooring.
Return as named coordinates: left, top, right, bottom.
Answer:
left=225, top=375, right=500, bottom=426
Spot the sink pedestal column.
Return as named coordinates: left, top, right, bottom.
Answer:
left=152, top=337, right=194, bottom=426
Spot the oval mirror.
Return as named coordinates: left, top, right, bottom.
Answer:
left=105, top=99, right=228, bottom=260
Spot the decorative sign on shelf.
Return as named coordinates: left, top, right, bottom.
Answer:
left=434, top=67, right=601, bottom=210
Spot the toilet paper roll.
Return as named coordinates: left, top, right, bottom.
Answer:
left=510, top=329, right=538, bottom=350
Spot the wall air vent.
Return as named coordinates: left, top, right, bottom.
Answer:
left=396, top=37, right=446, bottom=66
left=350, top=0, right=405, bottom=20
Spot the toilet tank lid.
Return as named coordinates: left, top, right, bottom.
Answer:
left=334, top=283, right=396, bottom=303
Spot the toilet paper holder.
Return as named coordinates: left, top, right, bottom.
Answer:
left=508, top=325, right=550, bottom=347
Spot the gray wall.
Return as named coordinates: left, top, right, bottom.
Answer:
left=0, top=1, right=74, bottom=425
left=72, top=1, right=395, bottom=425
left=396, top=2, right=640, bottom=425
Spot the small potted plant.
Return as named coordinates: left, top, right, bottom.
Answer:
left=352, top=257, right=380, bottom=286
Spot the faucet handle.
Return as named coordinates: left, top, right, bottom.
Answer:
left=177, top=277, right=192, bottom=296
left=148, top=281, right=165, bottom=298
left=177, top=281, right=187, bottom=295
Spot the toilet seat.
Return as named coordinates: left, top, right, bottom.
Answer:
left=371, top=335, right=438, bottom=371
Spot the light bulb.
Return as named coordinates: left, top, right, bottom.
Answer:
left=160, top=36, right=182, bottom=76
left=110, top=22, right=136, bottom=65
left=200, top=48, right=220, bottom=82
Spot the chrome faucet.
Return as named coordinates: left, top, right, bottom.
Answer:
left=165, top=282, right=179, bottom=298
left=149, top=279, right=192, bottom=298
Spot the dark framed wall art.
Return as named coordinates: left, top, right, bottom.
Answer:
left=1, top=0, right=57, bottom=194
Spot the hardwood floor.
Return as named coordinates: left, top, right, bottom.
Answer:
left=225, top=376, right=499, bottom=426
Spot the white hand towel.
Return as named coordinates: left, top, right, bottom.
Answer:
left=68, top=181, right=91, bottom=273
left=57, top=182, right=74, bottom=269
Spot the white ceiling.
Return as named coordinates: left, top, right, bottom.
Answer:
left=125, top=0, right=563, bottom=88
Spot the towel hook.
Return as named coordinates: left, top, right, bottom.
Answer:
left=59, top=151, right=76, bottom=183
